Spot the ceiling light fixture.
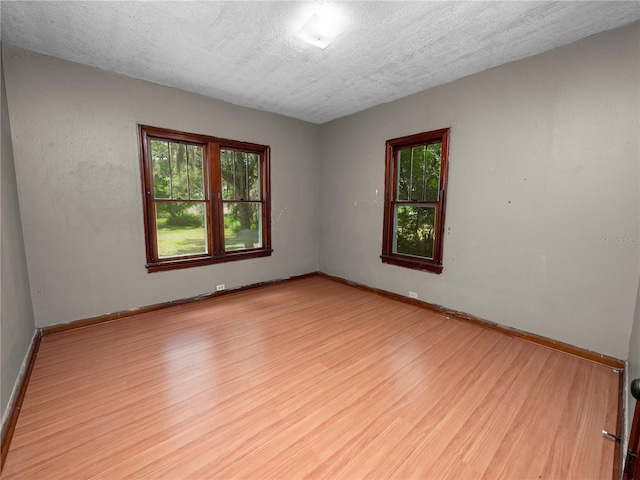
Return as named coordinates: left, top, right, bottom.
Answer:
left=295, top=11, right=344, bottom=49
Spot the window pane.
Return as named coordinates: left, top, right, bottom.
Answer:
left=397, top=148, right=411, bottom=201
left=151, top=140, right=170, bottom=199
left=393, top=205, right=436, bottom=259
left=187, top=144, right=204, bottom=200
left=397, top=143, right=441, bottom=202
left=425, top=143, right=441, bottom=201
left=169, top=143, right=189, bottom=200
left=155, top=202, right=207, bottom=258
left=413, top=145, right=426, bottom=201
left=221, top=150, right=260, bottom=201
left=223, top=202, right=262, bottom=251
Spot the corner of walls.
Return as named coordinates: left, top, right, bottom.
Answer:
left=315, top=125, right=322, bottom=272
left=0, top=44, right=37, bottom=429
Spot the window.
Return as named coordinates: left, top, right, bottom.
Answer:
left=381, top=128, right=450, bottom=274
left=139, top=125, right=271, bottom=272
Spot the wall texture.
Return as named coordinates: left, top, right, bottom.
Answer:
left=2, top=46, right=320, bottom=328
left=1, top=47, right=36, bottom=422
left=319, top=23, right=640, bottom=359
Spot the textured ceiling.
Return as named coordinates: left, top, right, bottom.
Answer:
left=1, top=1, right=639, bottom=123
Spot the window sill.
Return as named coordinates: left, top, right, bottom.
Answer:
left=147, top=249, right=272, bottom=273
left=380, top=254, right=443, bottom=274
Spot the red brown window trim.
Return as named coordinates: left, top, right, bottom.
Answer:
left=139, top=125, right=271, bottom=272
left=381, top=128, right=450, bottom=274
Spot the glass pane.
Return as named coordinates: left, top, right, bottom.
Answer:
left=151, top=140, right=170, bottom=199
left=397, top=148, right=411, bottom=201
left=169, top=143, right=189, bottom=200
left=187, top=144, right=204, bottom=200
left=411, top=145, right=425, bottom=201
left=223, top=202, right=262, bottom=251
left=393, top=205, right=436, bottom=259
left=155, top=202, right=207, bottom=258
left=397, top=143, right=441, bottom=202
left=221, top=149, right=260, bottom=201
left=425, top=143, right=441, bottom=201
left=247, top=153, right=260, bottom=199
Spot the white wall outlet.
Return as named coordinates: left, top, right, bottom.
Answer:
left=409, top=291, right=418, bottom=299
left=216, top=284, right=225, bottom=291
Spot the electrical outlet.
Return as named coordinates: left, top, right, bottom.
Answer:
left=409, top=291, right=418, bottom=299
left=216, top=284, right=225, bottom=291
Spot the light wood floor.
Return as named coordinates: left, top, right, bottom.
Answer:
left=3, top=276, right=619, bottom=479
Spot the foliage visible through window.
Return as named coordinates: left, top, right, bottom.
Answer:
left=382, top=129, right=449, bottom=274
left=139, top=126, right=271, bottom=272
left=221, top=149, right=262, bottom=251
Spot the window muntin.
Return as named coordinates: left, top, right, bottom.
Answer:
left=139, top=125, right=271, bottom=272
left=382, top=128, right=449, bottom=274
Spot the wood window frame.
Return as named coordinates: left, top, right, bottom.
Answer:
left=381, top=128, right=450, bottom=274
left=139, top=125, right=272, bottom=273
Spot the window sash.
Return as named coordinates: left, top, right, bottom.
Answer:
left=392, top=203, right=438, bottom=259
left=222, top=201, right=264, bottom=252
left=153, top=200, right=209, bottom=259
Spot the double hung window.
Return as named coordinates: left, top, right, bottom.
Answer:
left=139, top=125, right=271, bottom=272
left=381, top=128, right=450, bottom=274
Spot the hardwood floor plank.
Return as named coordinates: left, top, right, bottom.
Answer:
left=2, top=276, right=619, bottom=479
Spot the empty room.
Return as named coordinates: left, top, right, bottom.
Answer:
left=2, top=1, right=640, bottom=479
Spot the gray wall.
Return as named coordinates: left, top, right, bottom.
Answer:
left=319, top=23, right=640, bottom=359
left=1, top=46, right=36, bottom=422
left=2, top=45, right=320, bottom=328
